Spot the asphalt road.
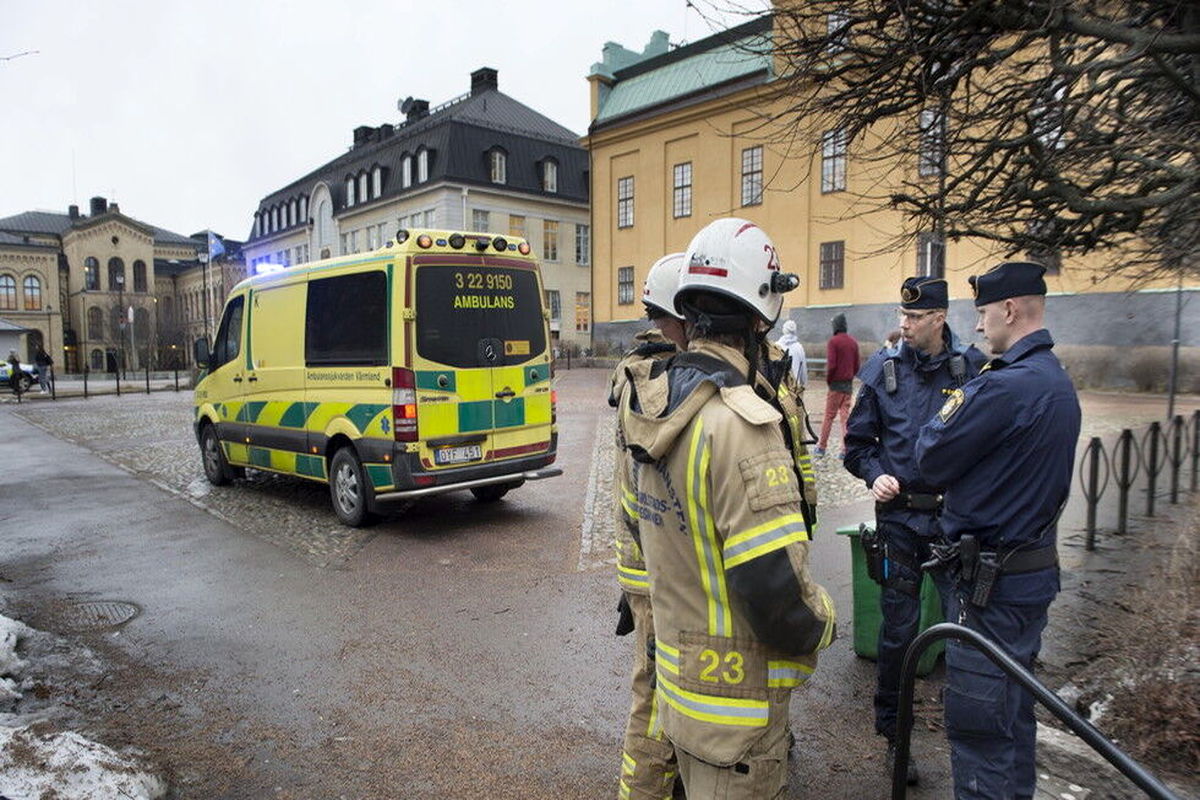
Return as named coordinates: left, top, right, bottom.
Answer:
left=1, top=370, right=1189, bottom=798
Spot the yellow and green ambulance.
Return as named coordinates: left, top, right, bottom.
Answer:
left=192, top=229, right=560, bottom=526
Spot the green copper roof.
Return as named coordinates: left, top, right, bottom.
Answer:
left=594, top=28, right=772, bottom=125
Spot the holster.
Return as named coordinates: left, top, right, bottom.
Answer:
left=860, top=524, right=885, bottom=584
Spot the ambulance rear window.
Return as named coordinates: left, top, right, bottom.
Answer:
left=415, top=265, right=545, bottom=368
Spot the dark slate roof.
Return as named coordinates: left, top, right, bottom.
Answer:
left=251, top=87, right=588, bottom=242
left=0, top=230, right=56, bottom=249
left=0, top=210, right=201, bottom=248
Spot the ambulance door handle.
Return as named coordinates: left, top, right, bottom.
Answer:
left=494, top=387, right=515, bottom=399
left=247, top=376, right=258, bottom=382
left=232, top=376, right=243, bottom=383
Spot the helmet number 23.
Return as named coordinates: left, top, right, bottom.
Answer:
left=699, top=649, right=745, bottom=685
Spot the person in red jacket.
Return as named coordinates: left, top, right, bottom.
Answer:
left=816, top=312, right=859, bottom=456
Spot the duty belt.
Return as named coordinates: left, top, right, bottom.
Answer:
left=922, top=535, right=1058, bottom=607
left=877, top=491, right=944, bottom=513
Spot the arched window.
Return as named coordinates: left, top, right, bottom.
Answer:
left=402, top=156, right=412, bottom=188
left=133, top=260, right=147, bottom=292
left=372, top=166, right=382, bottom=197
left=489, top=149, right=507, bottom=184
left=87, top=306, right=104, bottom=339
left=90, top=349, right=104, bottom=370
left=358, top=172, right=368, bottom=204
left=346, top=177, right=356, bottom=206
left=273, top=207, right=280, bottom=231
left=299, top=195, right=308, bottom=222
left=23, top=275, right=42, bottom=310
left=417, top=149, right=429, bottom=182
left=108, top=257, right=125, bottom=291
left=254, top=213, right=261, bottom=238
left=84, top=257, right=99, bottom=291
left=289, top=200, right=297, bottom=227
left=0, top=275, right=15, bottom=310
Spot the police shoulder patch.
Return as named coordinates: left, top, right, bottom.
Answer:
left=938, top=388, right=966, bottom=423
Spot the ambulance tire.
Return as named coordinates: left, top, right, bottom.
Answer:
left=470, top=480, right=523, bottom=503
left=330, top=446, right=376, bottom=527
left=200, top=424, right=234, bottom=486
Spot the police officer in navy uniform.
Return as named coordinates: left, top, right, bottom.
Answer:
left=915, top=262, right=1081, bottom=800
left=843, top=276, right=984, bottom=783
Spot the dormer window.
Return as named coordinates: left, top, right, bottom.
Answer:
left=372, top=166, right=382, bottom=198
left=289, top=199, right=297, bottom=227
left=358, top=172, right=369, bottom=204
left=417, top=149, right=429, bottom=182
left=542, top=159, right=558, bottom=193
left=402, top=156, right=412, bottom=188
left=489, top=148, right=507, bottom=184
left=346, top=177, right=356, bottom=206
left=300, top=195, right=308, bottom=222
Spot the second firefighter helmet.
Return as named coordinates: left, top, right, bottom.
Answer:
left=643, top=252, right=685, bottom=320
left=675, top=218, right=799, bottom=325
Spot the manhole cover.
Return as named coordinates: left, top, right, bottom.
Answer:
left=59, top=601, right=141, bottom=631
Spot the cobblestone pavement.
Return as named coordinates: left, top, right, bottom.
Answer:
left=12, top=379, right=1195, bottom=573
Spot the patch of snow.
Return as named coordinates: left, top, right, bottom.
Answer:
left=187, top=476, right=211, bottom=497
left=1087, top=693, right=1112, bottom=723
left=0, top=725, right=166, bottom=800
left=0, top=614, right=30, bottom=703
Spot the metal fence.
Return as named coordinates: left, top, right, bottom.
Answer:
left=1077, top=410, right=1199, bottom=550
left=7, top=363, right=189, bottom=403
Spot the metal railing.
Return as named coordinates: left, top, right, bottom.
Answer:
left=892, top=623, right=1180, bottom=800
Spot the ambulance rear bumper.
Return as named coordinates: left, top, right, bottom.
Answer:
left=374, top=466, right=562, bottom=502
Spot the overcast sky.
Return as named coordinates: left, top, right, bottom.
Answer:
left=1, top=1, right=757, bottom=242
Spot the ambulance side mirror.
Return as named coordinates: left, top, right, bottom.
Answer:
left=193, top=337, right=211, bottom=369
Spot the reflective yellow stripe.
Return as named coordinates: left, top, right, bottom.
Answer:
left=619, top=779, right=631, bottom=800
left=723, top=512, right=809, bottom=569
left=767, top=659, right=815, bottom=688
left=617, top=564, right=650, bottom=591
left=622, top=751, right=636, bottom=775
left=656, top=672, right=769, bottom=728
left=686, top=421, right=731, bottom=637
left=655, top=639, right=680, bottom=676
left=817, top=590, right=837, bottom=651
left=646, top=686, right=663, bottom=738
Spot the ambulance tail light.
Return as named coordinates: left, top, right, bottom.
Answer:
left=392, top=367, right=418, bottom=441
left=551, top=389, right=557, bottom=424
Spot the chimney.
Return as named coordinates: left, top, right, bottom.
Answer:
left=89, top=196, right=107, bottom=217
left=471, top=67, right=498, bottom=96
left=353, top=125, right=374, bottom=148
left=68, top=205, right=80, bottom=220
left=405, top=99, right=429, bottom=123
left=379, top=123, right=395, bottom=139
left=109, top=202, right=120, bottom=214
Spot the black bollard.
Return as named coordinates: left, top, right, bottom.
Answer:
left=1192, top=410, right=1199, bottom=493
left=50, top=367, right=56, bottom=400
left=83, top=365, right=89, bottom=399
left=1083, top=437, right=1102, bottom=550
left=1145, top=422, right=1161, bottom=516
left=1113, top=430, right=1138, bottom=536
left=174, top=367, right=180, bottom=392
left=115, top=365, right=121, bottom=397
left=145, top=363, right=150, bottom=394
left=1170, top=415, right=1184, bottom=504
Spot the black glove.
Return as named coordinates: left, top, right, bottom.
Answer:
left=615, top=592, right=635, bottom=636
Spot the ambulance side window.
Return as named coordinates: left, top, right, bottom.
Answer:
left=211, top=296, right=244, bottom=370
left=305, top=271, right=388, bottom=366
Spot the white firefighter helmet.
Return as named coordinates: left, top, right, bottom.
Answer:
left=642, top=252, right=685, bottom=320
left=676, top=218, right=799, bottom=325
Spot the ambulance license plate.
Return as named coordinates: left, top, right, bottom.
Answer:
left=434, top=444, right=482, bottom=465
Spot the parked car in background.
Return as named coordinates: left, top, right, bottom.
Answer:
left=0, top=360, right=37, bottom=393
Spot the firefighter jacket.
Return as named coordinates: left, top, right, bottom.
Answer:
left=610, top=330, right=678, bottom=596
left=760, top=341, right=818, bottom=523
left=618, top=339, right=836, bottom=766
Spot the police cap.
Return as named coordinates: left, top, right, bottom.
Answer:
left=900, top=276, right=947, bottom=310
left=969, top=261, right=1047, bottom=307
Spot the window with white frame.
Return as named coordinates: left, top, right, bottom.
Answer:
left=617, top=176, right=634, bottom=228
left=617, top=267, right=634, bottom=305
left=368, top=227, right=378, bottom=249
left=919, top=109, right=946, bottom=177
left=543, top=220, right=559, bottom=261
left=741, top=146, right=763, bottom=206
left=288, top=200, right=296, bottom=227
left=346, top=178, right=356, bottom=206
left=821, top=128, right=847, bottom=193
left=402, top=157, right=412, bottom=188
left=673, top=162, right=693, bottom=218
left=349, top=230, right=359, bottom=252
left=490, top=149, right=507, bottom=184
left=22, top=275, right=41, bottom=309
left=542, top=160, right=558, bottom=193
left=917, top=232, right=945, bottom=277
left=358, top=173, right=368, bottom=204
left=417, top=150, right=429, bottom=182
left=0, top=275, right=15, bottom=310
left=340, top=232, right=349, bottom=254
left=545, top=289, right=561, bottom=321
left=509, top=214, right=526, bottom=239
left=575, top=292, right=590, bottom=332
left=819, top=241, right=845, bottom=289
left=423, top=209, right=435, bottom=227
left=372, top=166, right=382, bottom=198
left=472, top=209, right=490, bottom=232
left=575, top=224, right=590, bottom=265
left=300, top=196, right=308, bottom=222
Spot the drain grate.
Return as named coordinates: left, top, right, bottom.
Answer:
left=59, top=600, right=141, bottom=631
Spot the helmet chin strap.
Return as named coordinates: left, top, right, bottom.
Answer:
left=681, top=298, right=770, bottom=391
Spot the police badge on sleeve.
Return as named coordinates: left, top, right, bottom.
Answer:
left=938, top=388, right=965, bottom=423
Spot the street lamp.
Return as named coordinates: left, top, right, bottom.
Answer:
left=115, top=272, right=126, bottom=379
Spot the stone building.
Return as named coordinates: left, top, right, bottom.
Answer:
left=0, top=198, right=242, bottom=372
left=243, top=67, right=593, bottom=351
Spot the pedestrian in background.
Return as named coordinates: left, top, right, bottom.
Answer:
left=843, top=277, right=984, bottom=784
left=620, top=218, right=835, bottom=798
left=34, top=346, right=53, bottom=394
left=815, top=313, right=858, bottom=456
left=775, top=318, right=808, bottom=387
left=7, top=350, right=21, bottom=394
left=883, top=329, right=902, bottom=356
left=608, top=252, right=686, bottom=800
left=916, top=262, right=1081, bottom=799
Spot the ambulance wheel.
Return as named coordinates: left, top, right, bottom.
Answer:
left=330, top=447, right=375, bottom=527
left=200, top=424, right=232, bottom=486
left=471, top=480, right=522, bottom=503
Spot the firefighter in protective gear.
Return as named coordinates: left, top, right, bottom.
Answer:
left=609, top=253, right=687, bottom=800
left=617, top=219, right=835, bottom=798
